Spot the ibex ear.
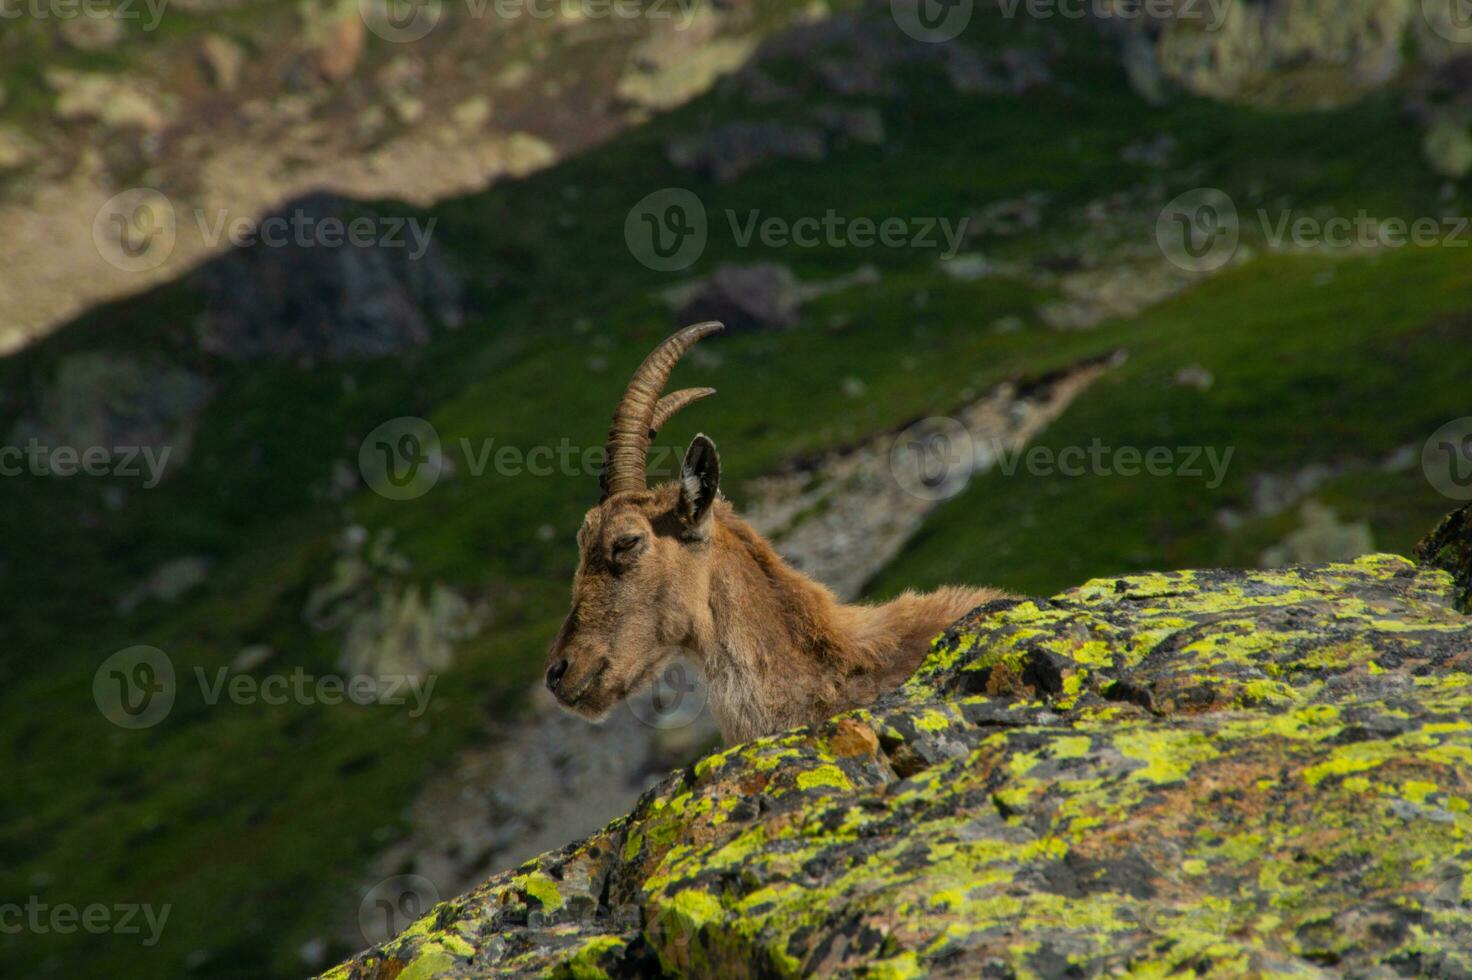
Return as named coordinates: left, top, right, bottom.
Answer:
left=679, top=434, right=720, bottom=534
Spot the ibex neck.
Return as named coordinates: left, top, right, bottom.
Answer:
left=697, top=512, right=875, bottom=742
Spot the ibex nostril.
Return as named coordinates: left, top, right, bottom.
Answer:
left=545, top=659, right=569, bottom=692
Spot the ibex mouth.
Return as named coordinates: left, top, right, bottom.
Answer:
left=557, top=657, right=610, bottom=709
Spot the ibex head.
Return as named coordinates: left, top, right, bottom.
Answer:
left=545, top=322, right=725, bottom=719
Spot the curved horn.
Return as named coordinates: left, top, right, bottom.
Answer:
left=649, top=388, right=716, bottom=440
left=601, top=322, right=723, bottom=498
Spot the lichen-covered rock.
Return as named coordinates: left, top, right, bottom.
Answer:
left=670, top=263, right=805, bottom=333
left=1418, top=504, right=1472, bottom=614
left=322, top=553, right=1472, bottom=979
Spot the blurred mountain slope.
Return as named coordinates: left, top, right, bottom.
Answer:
left=0, top=0, right=816, bottom=350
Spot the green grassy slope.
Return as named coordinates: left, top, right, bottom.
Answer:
left=4, top=9, right=1471, bottom=978
left=869, top=249, right=1472, bottom=599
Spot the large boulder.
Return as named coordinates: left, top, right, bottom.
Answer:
left=323, top=552, right=1472, bottom=978
left=191, top=193, right=463, bottom=364
left=671, top=263, right=805, bottom=334
left=1099, top=0, right=1421, bottom=106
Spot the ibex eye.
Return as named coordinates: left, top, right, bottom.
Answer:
left=613, top=534, right=643, bottom=555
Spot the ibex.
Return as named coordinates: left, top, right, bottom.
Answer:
left=545, top=322, right=1006, bottom=744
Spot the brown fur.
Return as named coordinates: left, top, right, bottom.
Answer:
left=546, top=479, right=1006, bottom=745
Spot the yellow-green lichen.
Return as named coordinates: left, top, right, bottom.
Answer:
left=517, top=871, right=564, bottom=911
left=1115, top=729, right=1220, bottom=784
left=795, top=764, right=852, bottom=792
left=1051, top=735, right=1092, bottom=759
left=397, top=947, right=458, bottom=980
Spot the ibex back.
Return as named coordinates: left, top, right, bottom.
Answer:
left=545, top=322, right=1007, bottom=744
